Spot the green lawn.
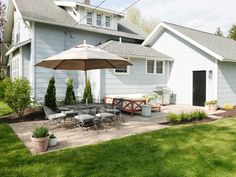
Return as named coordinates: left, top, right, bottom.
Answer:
left=1, top=118, right=236, bottom=177
left=0, top=101, right=13, bottom=116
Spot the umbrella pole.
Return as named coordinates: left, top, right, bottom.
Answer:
left=85, top=70, right=88, bottom=106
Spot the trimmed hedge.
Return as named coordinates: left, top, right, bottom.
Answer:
left=167, top=110, right=207, bottom=124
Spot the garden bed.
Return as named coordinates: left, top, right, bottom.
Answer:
left=0, top=107, right=45, bottom=123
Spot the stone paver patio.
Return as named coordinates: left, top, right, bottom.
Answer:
left=10, top=104, right=219, bottom=154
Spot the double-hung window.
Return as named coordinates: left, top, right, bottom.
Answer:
left=105, top=16, right=111, bottom=28
left=12, top=56, right=20, bottom=79
left=86, top=12, right=93, bottom=25
left=146, top=59, right=164, bottom=74
left=96, top=14, right=102, bottom=26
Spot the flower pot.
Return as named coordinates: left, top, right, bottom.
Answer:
left=49, top=137, right=57, bottom=147
left=209, top=105, right=218, bottom=112
left=31, top=136, right=49, bottom=153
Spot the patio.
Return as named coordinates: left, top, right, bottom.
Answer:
left=10, top=104, right=219, bottom=154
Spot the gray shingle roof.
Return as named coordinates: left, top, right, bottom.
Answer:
left=14, top=0, right=144, bottom=40
left=164, top=22, right=236, bottom=60
left=99, top=40, right=171, bottom=59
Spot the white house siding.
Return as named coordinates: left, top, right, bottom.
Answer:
left=13, top=11, right=30, bottom=45
left=22, top=44, right=31, bottom=80
left=34, top=23, right=139, bottom=101
left=34, top=23, right=79, bottom=101
left=151, top=30, right=217, bottom=105
left=217, top=61, right=236, bottom=106
left=101, top=57, right=168, bottom=98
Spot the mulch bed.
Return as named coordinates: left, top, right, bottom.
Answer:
left=213, top=107, right=236, bottom=118
left=0, top=108, right=45, bottom=123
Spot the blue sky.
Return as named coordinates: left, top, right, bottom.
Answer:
left=3, top=0, right=236, bottom=35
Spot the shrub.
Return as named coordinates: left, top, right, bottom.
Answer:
left=167, top=113, right=181, bottom=124
left=223, top=103, right=234, bottom=110
left=0, top=80, right=5, bottom=100
left=44, top=77, right=57, bottom=111
left=32, top=127, right=49, bottom=138
left=64, top=77, right=76, bottom=105
left=168, top=110, right=207, bottom=124
left=205, top=100, right=217, bottom=105
left=82, top=78, right=93, bottom=104
left=2, top=78, right=31, bottom=118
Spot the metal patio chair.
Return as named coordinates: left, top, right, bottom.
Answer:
left=42, top=105, right=66, bottom=127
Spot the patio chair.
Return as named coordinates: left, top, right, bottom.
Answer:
left=112, top=98, right=124, bottom=122
left=42, top=105, right=66, bottom=127
left=74, top=108, right=98, bottom=133
left=96, top=106, right=118, bottom=131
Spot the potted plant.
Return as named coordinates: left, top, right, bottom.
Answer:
left=49, top=133, right=57, bottom=147
left=31, top=126, right=49, bottom=153
left=205, top=100, right=218, bottom=112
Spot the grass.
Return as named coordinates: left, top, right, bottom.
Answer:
left=0, top=101, right=13, bottom=116
left=2, top=118, right=236, bottom=176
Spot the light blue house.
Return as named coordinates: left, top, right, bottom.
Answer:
left=3, top=0, right=171, bottom=103
left=4, top=0, right=236, bottom=107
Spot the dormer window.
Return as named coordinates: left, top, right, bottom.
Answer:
left=105, top=16, right=111, bottom=28
left=86, top=12, right=93, bottom=25
left=96, top=14, right=102, bottom=26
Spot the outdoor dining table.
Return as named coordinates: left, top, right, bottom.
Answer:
left=58, top=103, right=106, bottom=112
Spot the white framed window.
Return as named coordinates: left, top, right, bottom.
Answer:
left=12, top=56, right=20, bottom=79
left=96, top=14, right=102, bottom=26
left=105, top=16, right=111, bottom=28
left=86, top=12, right=93, bottom=25
left=156, top=61, right=163, bottom=74
left=114, top=57, right=130, bottom=75
left=146, top=59, right=164, bottom=75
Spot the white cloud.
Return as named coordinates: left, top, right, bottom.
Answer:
left=135, top=0, right=236, bottom=35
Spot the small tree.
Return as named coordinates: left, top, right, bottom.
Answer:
left=64, top=77, right=76, bottom=105
left=82, top=78, right=93, bottom=104
left=44, top=77, right=57, bottom=110
left=228, top=24, right=236, bottom=40
left=215, top=27, right=223, bottom=36
left=2, top=78, right=31, bottom=118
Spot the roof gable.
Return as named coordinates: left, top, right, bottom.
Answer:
left=143, top=22, right=236, bottom=62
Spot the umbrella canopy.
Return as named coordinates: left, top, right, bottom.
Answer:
left=35, top=43, right=132, bottom=70
left=35, top=43, right=132, bottom=105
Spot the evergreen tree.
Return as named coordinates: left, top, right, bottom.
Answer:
left=82, top=78, right=93, bottom=104
left=64, top=77, right=76, bottom=105
left=228, top=24, right=236, bottom=40
left=44, top=77, right=57, bottom=110
left=215, top=27, right=223, bottom=36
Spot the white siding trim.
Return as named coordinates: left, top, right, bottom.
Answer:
left=214, top=58, right=218, bottom=100
left=19, top=47, right=23, bottom=77
left=30, top=22, right=36, bottom=97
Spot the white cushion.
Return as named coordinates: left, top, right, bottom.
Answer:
left=48, top=113, right=66, bottom=120
left=74, top=114, right=95, bottom=121
left=96, top=113, right=114, bottom=118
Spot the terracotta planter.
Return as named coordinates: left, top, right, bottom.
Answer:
left=49, top=138, right=57, bottom=147
left=209, top=105, right=218, bottom=112
left=32, top=136, right=49, bottom=153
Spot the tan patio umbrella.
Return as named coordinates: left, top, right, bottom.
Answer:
left=35, top=42, right=132, bottom=103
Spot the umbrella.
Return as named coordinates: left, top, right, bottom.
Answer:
left=35, top=42, right=132, bottom=104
